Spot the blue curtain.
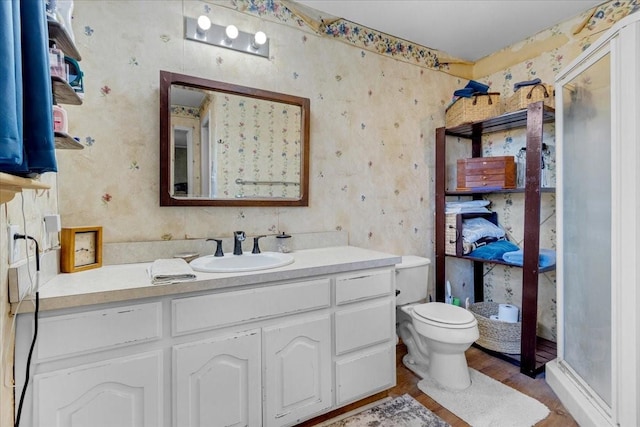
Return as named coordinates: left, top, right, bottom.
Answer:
left=0, top=0, right=57, bottom=177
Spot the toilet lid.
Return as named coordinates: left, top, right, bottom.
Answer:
left=413, top=302, right=476, bottom=325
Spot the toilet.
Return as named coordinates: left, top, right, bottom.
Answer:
left=395, top=256, right=479, bottom=390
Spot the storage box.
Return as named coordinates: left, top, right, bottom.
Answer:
left=456, top=156, right=516, bottom=191
left=445, top=92, right=501, bottom=128
left=505, top=83, right=554, bottom=112
left=445, top=212, right=498, bottom=256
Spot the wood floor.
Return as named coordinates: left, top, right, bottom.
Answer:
left=300, top=343, right=578, bottom=426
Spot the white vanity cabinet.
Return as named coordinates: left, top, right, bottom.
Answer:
left=33, top=351, right=163, bottom=427
left=173, top=329, right=262, bottom=427
left=15, top=302, right=164, bottom=427
left=333, top=269, right=396, bottom=405
left=263, top=315, right=332, bottom=427
left=15, top=264, right=396, bottom=427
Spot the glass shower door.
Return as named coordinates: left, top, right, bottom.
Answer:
left=561, top=52, right=611, bottom=407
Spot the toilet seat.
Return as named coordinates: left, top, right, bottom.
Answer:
left=412, top=302, right=477, bottom=329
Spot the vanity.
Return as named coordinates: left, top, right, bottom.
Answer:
left=13, top=246, right=400, bottom=427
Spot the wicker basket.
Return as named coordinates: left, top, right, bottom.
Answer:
left=469, top=302, right=521, bottom=354
left=445, top=214, right=460, bottom=256
left=505, top=83, right=554, bottom=112
left=446, top=93, right=501, bottom=128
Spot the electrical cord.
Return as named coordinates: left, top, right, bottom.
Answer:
left=13, top=234, right=40, bottom=427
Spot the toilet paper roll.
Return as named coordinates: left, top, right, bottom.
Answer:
left=498, top=304, right=519, bottom=323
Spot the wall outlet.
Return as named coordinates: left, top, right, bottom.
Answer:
left=7, top=225, right=20, bottom=264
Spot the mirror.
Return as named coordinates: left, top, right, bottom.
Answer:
left=160, top=71, right=310, bottom=206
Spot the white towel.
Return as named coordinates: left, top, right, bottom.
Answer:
left=147, top=258, right=197, bottom=285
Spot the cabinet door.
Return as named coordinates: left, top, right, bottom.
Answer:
left=34, top=351, right=163, bottom=427
left=173, top=329, right=261, bottom=427
left=263, top=315, right=332, bottom=427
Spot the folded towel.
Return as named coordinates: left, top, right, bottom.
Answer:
left=468, top=240, right=520, bottom=261
left=147, top=258, right=197, bottom=285
left=453, top=88, right=476, bottom=98
left=446, top=200, right=491, bottom=214
left=513, top=78, right=542, bottom=91
left=465, top=80, right=490, bottom=93
left=502, top=249, right=556, bottom=268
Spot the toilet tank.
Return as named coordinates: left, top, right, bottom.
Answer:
left=395, top=255, right=431, bottom=305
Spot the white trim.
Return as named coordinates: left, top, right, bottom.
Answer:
left=552, top=13, right=640, bottom=427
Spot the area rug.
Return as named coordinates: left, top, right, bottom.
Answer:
left=417, top=368, right=549, bottom=427
left=318, top=394, right=450, bottom=427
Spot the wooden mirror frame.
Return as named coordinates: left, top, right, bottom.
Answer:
left=159, top=71, right=310, bottom=206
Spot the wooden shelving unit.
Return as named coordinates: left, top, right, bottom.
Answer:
left=48, top=20, right=84, bottom=150
left=434, top=101, right=556, bottom=377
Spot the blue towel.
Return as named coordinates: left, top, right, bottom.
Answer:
left=0, top=1, right=23, bottom=168
left=453, top=88, right=476, bottom=98
left=465, top=80, right=490, bottom=93
left=0, top=0, right=57, bottom=176
left=468, top=240, right=520, bottom=261
left=513, top=78, right=542, bottom=91
left=502, top=249, right=556, bottom=268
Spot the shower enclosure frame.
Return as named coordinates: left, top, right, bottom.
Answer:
left=548, top=12, right=640, bottom=427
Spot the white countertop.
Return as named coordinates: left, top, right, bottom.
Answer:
left=12, top=246, right=401, bottom=313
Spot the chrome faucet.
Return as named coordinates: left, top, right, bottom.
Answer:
left=233, top=231, right=246, bottom=255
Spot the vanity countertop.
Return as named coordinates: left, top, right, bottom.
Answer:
left=11, top=246, right=401, bottom=314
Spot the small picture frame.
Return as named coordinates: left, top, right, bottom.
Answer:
left=60, top=226, right=103, bottom=273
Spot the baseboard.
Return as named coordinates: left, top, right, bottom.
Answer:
left=546, top=359, right=615, bottom=427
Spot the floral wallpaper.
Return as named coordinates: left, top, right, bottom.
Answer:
left=2, top=0, right=637, bottom=416
left=213, top=94, right=301, bottom=198
left=52, top=0, right=636, bottom=342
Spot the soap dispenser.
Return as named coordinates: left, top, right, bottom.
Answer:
left=276, top=232, right=291, bottom=253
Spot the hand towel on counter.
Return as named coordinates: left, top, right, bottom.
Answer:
left=502, top=249, right=556, bottom=268
left=147, top=258, right=197, bottom=285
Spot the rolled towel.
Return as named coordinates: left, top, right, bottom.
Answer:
left=147, top=258, right=197, bottom=285
left=502, top=249, right=556, bottom=268
left=513, top=78, right=542, bottom=91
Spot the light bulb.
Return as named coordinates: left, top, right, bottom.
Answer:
left=197, top=15, right=211, bottom=31
left=225, top=25, right=239, bottom=40
left=253, top=31, right=267, bottom=47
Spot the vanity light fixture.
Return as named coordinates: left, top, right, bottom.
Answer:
left=185, top=15, right=269, bottom=58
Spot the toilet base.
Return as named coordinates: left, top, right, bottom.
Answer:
left=402, top=352, right=472, bottom=391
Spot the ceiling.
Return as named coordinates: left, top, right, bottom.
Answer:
left=296, top=0, right=604, bottom=61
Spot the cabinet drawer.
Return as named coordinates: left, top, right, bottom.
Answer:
left=335, top=269, right=394, bottom=305
left=334, top=300, right=394, bottom=355
left=36, top=302, right=162, bottom=361
left=335, top=345, right=395, bottom=405
left=172, top=279, right=331, bottom=335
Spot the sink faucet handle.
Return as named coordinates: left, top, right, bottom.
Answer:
left=206, top=238, right=224, bottom=257
left=252, top=235, right=267, bottom=254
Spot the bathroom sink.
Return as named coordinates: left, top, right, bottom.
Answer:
left=190, top=252, right=294, bottom=273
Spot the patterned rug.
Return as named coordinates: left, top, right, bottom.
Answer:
left=318, top=394, right=449, bottom=427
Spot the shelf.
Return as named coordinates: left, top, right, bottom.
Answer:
left=445, top=187, right=555, bottom=196
left=52, top=76, right=82, bottom=105
left=0, top=172, right=51, bottom=204
left=48, top=20, right=81, bottom=60
left=473, top=337, right=557, bottom=377
left=55, top=132, right=84, bottom=150
left=445, top=254, right=556, bottom=273
left=445, top=106, right=555, bottom=139
left=435, top=102, right=555, bottom=378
